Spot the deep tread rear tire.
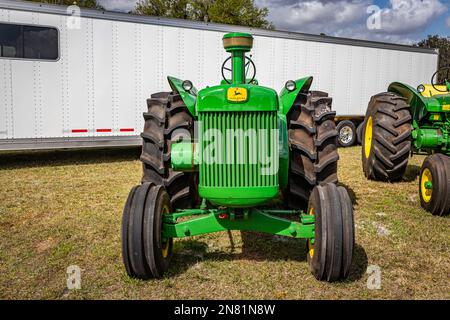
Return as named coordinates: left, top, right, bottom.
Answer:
left=141, top=92, right=198, bottom=209
left=419, top=154, right=450, bottom=216
left=362, top=92, right=412, bottom=181
left=307, top=183, right=354, bottom=282
left=287, top=91, right=339, bottom=209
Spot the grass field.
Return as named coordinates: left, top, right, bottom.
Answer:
left=0, top=146, right=448, bottom=299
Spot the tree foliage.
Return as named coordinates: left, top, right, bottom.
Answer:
left=416, top=35, right=450, bottom=82
left=135, top=0, right=274, bottom=29
left=25, top=0, right=104, bottom=10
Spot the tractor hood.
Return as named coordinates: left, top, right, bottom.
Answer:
left=196, top=84, right=278, bottom=112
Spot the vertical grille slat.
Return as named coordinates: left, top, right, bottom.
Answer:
left=200, top=111, right=277, bottom=189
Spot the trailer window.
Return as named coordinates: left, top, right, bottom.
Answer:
left=0, top=23, right=58, bottom=60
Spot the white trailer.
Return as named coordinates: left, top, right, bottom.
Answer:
left=0, top=0, right=439, bottom=150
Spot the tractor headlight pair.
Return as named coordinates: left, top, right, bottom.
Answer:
left=285, top=80, right=296, bottom=92
left=182, top=80, right=193, bottom=92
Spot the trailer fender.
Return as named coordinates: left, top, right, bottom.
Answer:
left=167, top=76, right=197, bottom=117
left=279, top=76, right=313, bottom=116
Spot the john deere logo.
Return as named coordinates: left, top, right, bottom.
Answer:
left=227, top=87, right=247, bottom=102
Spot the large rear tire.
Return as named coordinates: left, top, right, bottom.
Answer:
left=140, top=92, right=198, bottom=209
left=362, top=92, right=412, bottom=181
left=306, top=183, right=354, bottom=282
left=419, top=154, right=450, bottom=216
left=287, top=91, right=339, bottom=209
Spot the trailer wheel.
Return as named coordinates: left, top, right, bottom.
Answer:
left=143, top=185, right=173, bottom=278
left=337, top=120, right=356, bottom=147
left=419, top=154, right=450, bottom=216
left=307, top=183, right=354, bottom=282
left=287, top=91, right=339, bottom=209
left=356, top=121, right=364, bottom=145
left=362, top=92, right=411, bottom=181
left=141, top=92, right=198, bottom=209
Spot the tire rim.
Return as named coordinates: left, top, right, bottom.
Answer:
left=364, top=117, right=373, bottom=159
left=161, top=205, right=171, bottom=258
left=339, top=126, right=354, bottom=145
left=421, top=168, right=433, bottom=203
left=308, top=207, right=315, bottom=259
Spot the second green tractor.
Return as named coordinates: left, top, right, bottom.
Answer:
left=122, top=32, right=355, bottom=282
left=362, top=67, right=450, bottom=216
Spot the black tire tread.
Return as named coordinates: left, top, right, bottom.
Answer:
left=362, top=92, right=412, bottom=182
left=141, top=91, right=198, bottom=209
left=287, top=91, right=339, bottom=209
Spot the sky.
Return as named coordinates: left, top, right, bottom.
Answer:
left=97, top=0, right=450, bottom=44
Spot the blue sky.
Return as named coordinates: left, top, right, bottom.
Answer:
left=97, top=0, right=450, bottom=44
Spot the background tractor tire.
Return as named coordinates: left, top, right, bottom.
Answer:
left=419, top=154, right=450, bottom=216
left=356, top=121, right=364, bottom=145
left=287, top=91, right=339, bottom=209
left=362, top=92, right=412, bottom=182
left=306, top=183, right=354, bottom=282
left=337, top=120, right=357, bottom=147
left=140, top=92, right=198, bottom=209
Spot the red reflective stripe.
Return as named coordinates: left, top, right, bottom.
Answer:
left=120, top=128, right=134, bottom=132
left=96, top=129, right=112, bottom=132
left=72, top=129, right=88, bottom=133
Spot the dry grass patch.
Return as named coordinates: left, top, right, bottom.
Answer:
left=0, top=147, right=448, bottom=299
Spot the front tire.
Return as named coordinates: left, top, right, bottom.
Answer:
left=362, top=92, right=412, bottom=181
left=419, top=154, right=450, bottom=216
left=121, top=183, right=173, bottom=279
left=307, top=183, right=354, bottom=282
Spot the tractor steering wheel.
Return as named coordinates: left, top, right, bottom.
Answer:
left=431, top=66, right=450, bottom=93
left=221, top=55, right=256, bottom=84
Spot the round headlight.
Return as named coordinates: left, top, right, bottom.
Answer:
left=285, top=80, right=296, bottom=92
left=182, top=80, right=193, bottom=92
left=417, top=84, right=425, bottom=93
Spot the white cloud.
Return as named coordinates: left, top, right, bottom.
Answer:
left=256, top=0, right=448, bottom=44
left=375, top=0, right=447, bottom=34
left=98, top=0, right=138, bottom=12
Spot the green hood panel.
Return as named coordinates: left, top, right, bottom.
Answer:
left=197, top=84, right=278, bottom=112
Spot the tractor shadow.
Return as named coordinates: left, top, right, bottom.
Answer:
left=0, top=147, right=141, bottom=170
left=168, top=231, right=368, bottom=282
left=337, top=182, right=358, bottom=205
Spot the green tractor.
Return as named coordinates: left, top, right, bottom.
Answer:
left=122, top=32, right=354, bottom=282
left=362, top=67, right=450, bottom=216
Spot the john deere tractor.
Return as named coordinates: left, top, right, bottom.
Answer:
left=122, top=32, right=354, bottom=282
left=362, top=66, right=450, bottom=216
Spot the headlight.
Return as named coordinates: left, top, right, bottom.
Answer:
left=182, top=80, right=193, bottom=91
left=285, top=80, right=296, bottom=92
left=417, top=84, right=425, bottom=93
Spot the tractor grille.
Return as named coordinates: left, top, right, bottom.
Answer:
left=199, top=111, right=278, bottom=188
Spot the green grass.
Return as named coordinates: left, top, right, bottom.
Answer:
left=0, top=147, right=448, bottom=299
